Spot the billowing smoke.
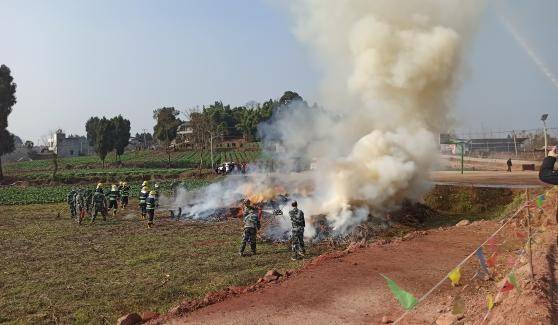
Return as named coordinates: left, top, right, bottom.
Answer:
left=267, top=0, right=484, bottom=232
left=173, top=0, right=484, bottom=239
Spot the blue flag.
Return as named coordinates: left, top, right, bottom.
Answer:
left=475, top=247, right=490, bottom=276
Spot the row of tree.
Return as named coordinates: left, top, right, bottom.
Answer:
left=85, top=115, right=131, bottom=166
left=185, top=91, right=306, bottom=147
left=0, top=65, right=17, bottom=179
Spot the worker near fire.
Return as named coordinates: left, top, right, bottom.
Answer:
left=107, top=184, right=120, bottom=216
left=289, top=201, right=306, bottom=260
left=146, top=190, right=157, bottom=228
left=120, top=182, right=130, bottom=208
left=138, top=186, right=149, bottom=219
left=239, top=199, right=260, bottom=256
left=539, top=146, right=558, bottom=185
left=91, top=187, right=108, bottom=223
left=153, top=183, right=160, bottom=207
left=67, top=189, right=77, bottom=219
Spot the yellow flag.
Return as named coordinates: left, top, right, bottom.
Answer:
left=487, top=294, right=494, bottom=311
left=448, top=267, right=461, bottom=286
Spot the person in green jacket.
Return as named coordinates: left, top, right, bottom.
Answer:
left=107, top=184, right=120, bottom=216
left=146, top=190, right=157, bottom=228
left=239, top=199, right=261, bottom=256
left=138, top=186, right=149, bottom=219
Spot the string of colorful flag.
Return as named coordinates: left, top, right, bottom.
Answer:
left=382, top=192, right=547, bottom=324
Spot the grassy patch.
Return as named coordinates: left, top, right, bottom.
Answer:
left=0, top=203, right=320, bottom=324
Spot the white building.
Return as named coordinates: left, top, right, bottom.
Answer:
left=48, top=129, right=93, bottom=157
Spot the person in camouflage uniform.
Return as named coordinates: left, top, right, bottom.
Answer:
left=289, top=201, right=305, bottom=260
left=146, top=190, right=157, bottom=228
left=91, top=188, right=107, bottom=222
left=138, top=186, right=149, bottom=219
left=84, top=189, right=93, bottom=216
left=120, top=182, right=130, bottom=208
left=107, top=184, right=120, bottom=216
left=67, top=189, right=77, bottom=219
left=74, top=189, right=87, bottom=225
left=239, top=199, right=261, bottom=256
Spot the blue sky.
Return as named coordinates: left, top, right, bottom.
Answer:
left=1, top=0, right=557, bottom=142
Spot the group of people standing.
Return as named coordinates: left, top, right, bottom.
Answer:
left=239, top=199, right=306, bottom=260
left=66, top=180, right=159, bottom=228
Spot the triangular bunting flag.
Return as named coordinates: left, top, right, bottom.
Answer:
left=508, top=272, right=522, bottom=293
left=487, top=253, right=497, bottom=268
left=448, top=267, right=461, bottom=286
left=487, top=294, right=494, bottom=311
left=536, top=194, right=545, bottom=208
left=475, top=247, right=490, bottom=276
left=501, top=280, right=514, bottom=293
left=381, top=274, right=418, bottom=310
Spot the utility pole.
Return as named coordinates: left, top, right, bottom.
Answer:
left=207, top=131, right=219, bottom=170
left=541, top=114, right=549, bottom=157
left=142, top=128, right=147, bottom=150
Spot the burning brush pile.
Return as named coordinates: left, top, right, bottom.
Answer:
left=165, top=179, right=437, bottom=245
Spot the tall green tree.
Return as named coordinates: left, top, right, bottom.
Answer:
left=279, top=90, right=303, bottom=107
left=153, top=107, right=182, bottom=167
left=111, top=115, right=131, bottom=161
left=85, top=117, right=100, bottom=147
left=94, top=117, right=115, bottom=167
left=0, top=65, right=17, bottom=179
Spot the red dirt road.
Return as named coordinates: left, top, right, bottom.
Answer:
left=168, top=222, right=497, bottom=325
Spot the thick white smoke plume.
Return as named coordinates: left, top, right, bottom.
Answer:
left=272, top=0, right=484, bottom=233
left=175, top=0, right=484, bottom=238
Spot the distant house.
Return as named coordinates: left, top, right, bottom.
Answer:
left=174, top=121, right=195, bottom=149
left=48, top=130, right=93, bottom=157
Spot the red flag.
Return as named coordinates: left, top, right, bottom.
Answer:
left=487, top=253, right=497, bottom=268
left=501, top=280, right=514, bottom=292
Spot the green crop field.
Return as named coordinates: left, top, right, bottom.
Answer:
left=4, top=149, right=262, bottom=175
left=0, top=180, right=211, bottom=205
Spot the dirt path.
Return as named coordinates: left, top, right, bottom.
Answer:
left=430, top=171, right=544, bottom=187
left=166, top=222, right=497, bottom=325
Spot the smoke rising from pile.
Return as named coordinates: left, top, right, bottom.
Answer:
left=175, top=0, right=484, bottom=238
left=271, top=0, right=484, bottom=233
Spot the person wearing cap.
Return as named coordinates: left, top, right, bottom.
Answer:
left=138, top=186, right=149, bottom=219
left=539, top=146, right=558, bottom=185
left=90, top=187, right=108, bottom=223
left=107, top=184, right=120, bottom=216
left=153, top=183, right=160, bottom=207
left=120, top=182, right=130, bottom=209
left=289, top=201, right=306, bottom=260
left=239, top=199, right=261, bottom=256
left=146, top=190, right=157, bottom=228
